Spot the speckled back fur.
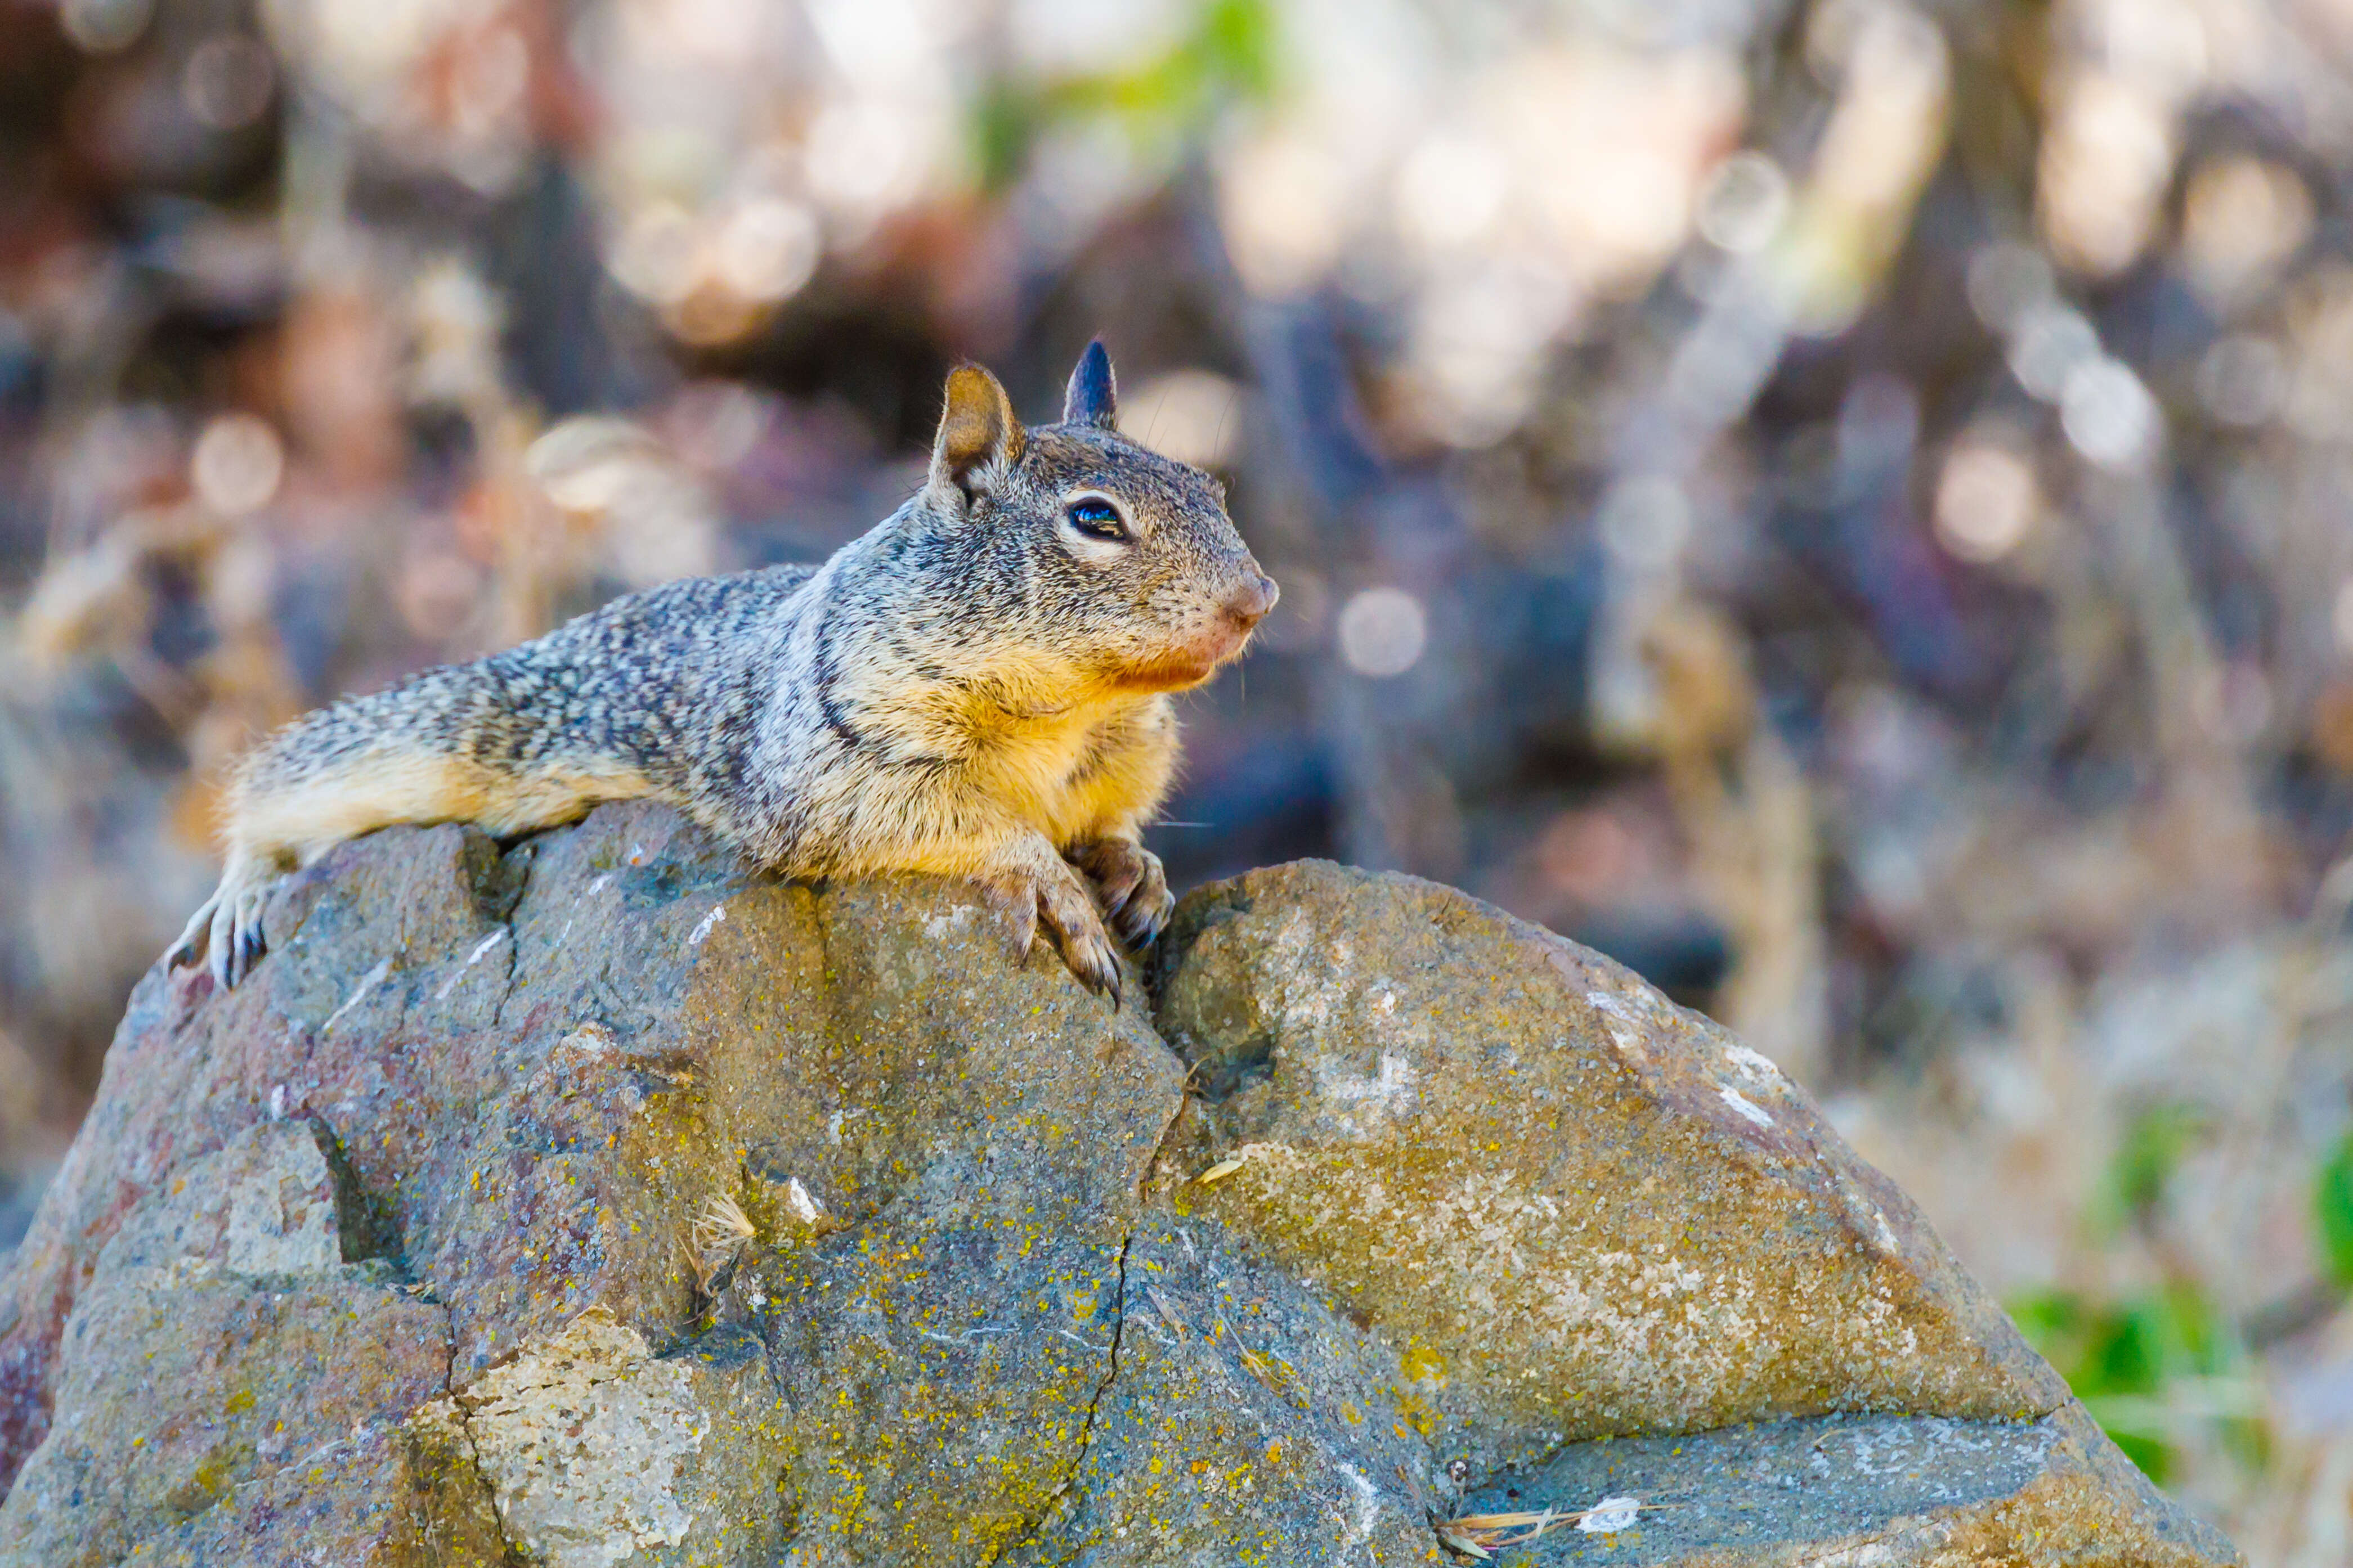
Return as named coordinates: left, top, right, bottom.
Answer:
left=172, top=344, right=1276, bottom=1000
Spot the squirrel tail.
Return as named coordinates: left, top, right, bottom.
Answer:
left=163, top=712, right=492, bottom=985
left=167, top=668, right=658, bottom=987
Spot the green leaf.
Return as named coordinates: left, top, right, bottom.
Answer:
left=2316, top=1130, right=2353, bottom=1287
left=2104, top=1102, right=2204, bottom=1228
left=2109, top=1428, right=2172, bottom=1487
left=962, top=0, right=1280, bottom=194
left=2007, top=1280, right=2244, bottom=1487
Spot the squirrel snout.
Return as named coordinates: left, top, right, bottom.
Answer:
left=1222, top=573, right=1279, bottom=631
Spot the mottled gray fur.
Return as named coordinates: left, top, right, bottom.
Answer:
left=169, top=344, right=1276, bottom=1004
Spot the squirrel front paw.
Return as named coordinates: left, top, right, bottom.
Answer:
left=981, top=854, right=1124, bottom=1008
left=1068, top=838, right=1172, bottom=950
left=165, top=853, right=276, bottom=989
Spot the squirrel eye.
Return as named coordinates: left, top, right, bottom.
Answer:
left=1064, top=497, right=1128, bottom=541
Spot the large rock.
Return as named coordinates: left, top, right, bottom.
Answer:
left=1152, top=867, right=2068, bottom=1467
left=0, top=808, right=2238, bottom=1566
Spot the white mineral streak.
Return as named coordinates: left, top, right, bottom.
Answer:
left=1316, top=1051, right=1422, bottom=1118
left=463, top=1313, right=710, bottom=1567
left=1719, top=1085, right=1776, bottom=1126
left=687, top=904, right=728, bottom=947
left=1339, top=1463, right=1381, bottom=1541
left=1585, top=991, right=1636, bottom=1021
left=1585, top=990, right=1648, bottom=1063
left=1270, top=910, right=1440, bottom=1131
left=436, top=928, right=509, bottom=999
left=1270, top=909, right=1342, bottom=1034
left=322, top=957, right=393, bottom=1033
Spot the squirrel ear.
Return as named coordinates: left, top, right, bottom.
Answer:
left=1061, top=339, right=1118, bottom=429
left=931, top=363, right=1027, bottom=500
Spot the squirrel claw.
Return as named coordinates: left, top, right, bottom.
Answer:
left=166, top=888, right=222, bottom=976
left=1114, top=864, right=1172, bottom=950
left=983, top=856, right=1124, bottom=1009
left=1070, top=839, right=1172, bottom=953
left=174, top=855, right=276, bottom=990
left=983, top=878, right=1041, bottom=964
left=1045, top=886, right=1123, bottom=1009
left=1070, top=940, right=1122, bottom=1010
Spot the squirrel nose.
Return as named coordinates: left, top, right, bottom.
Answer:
left=1223, top=573, right=1279, bottom=631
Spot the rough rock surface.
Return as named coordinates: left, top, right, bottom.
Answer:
left=1153, top=868, right=2068, bottom=1467
left=0, top=806, right=2238, bottom=1565
left=1449, top=1405, right=2234, bottom=1565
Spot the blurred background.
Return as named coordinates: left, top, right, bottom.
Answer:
left=1, top=0, right=2351, bottom=1548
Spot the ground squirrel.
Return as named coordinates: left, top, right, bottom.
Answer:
left=168, top=343, right=1277, bottom=1005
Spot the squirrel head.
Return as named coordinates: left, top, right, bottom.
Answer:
left=919, top=342, right=1278, bottom=698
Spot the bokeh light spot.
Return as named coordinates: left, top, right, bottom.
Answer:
left=2007, top=304, right=2101, bottom=402
left=1695, top=151, right=1790, bottom=255
left=183, top=35, right=276, bottom=131
left=1337, top=588, right=1428, bottom=679
left=712, top=199, right=820, bottom=304
left=1934, top=441, right=2038, bottom=563
left=2059, top=357, right=2162, bottom=470
left=190, top=414, right=284, bottom=516
left=60, top=0, right=150, bottom=53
